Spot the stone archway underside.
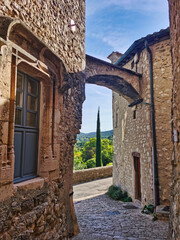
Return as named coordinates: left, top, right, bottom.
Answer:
left=85, top=54, right=142, bottom=102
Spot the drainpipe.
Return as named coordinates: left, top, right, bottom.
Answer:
left=145, top=41, right=159, bottom=208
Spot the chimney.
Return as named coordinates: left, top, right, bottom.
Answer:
left=107, top=51, right=123, bottom=64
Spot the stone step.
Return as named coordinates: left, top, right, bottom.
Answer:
left=156, top=205, right=170, bottom=221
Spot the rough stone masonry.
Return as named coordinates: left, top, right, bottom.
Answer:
left=0, top=0, right=179, bottom=240
left=112, top=30, right=173, bottom=206
left=168, top=0, right=180, bottom=239
left=0, top=0, right=85, bottom=239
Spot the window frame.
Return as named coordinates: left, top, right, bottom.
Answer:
left=14, top=71, right=40, bottom=183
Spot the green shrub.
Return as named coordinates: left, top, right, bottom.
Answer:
left=106, top=185, right=132, bottom=202
left=123, top=196, right=132, bottom=202
left=152, top=213, right=158, bottom=221
left=73, top=157, right=87, bottom=170
left=123, top=191, right=128, bottom=199
left=111, top=188, right=123, bottom=200
left=147, top=204, right=154, bottom=213
left=86, top=158, right=96, bottom=168
left=107, top=185, right=119, bottom=197
left=106, top=162, right=113, bottom=166
left=141, top=204, right=154, bottom=214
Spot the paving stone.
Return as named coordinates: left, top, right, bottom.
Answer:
left=71, top=194, right=169, bottom=240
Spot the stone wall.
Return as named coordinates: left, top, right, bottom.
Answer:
left=168, top=0, right=180, bottom=239
left=0, top=0, right=85, bottom=239
left=73, top=166, right=113, bottom=184
left=0, top=178, right=70, bottom=239
left=0, top=66, right=85, bottom=239
left=0, top=0, right=85, bottom=73
left=151, top=40, right=172, bottom=205
left=113, top=38, right=173, bottom=206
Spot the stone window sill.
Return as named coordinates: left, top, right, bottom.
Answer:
left=14, top=177, right=44, bottom=191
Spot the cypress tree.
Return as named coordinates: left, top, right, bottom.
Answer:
left=96, top=107, right=102, bottom=167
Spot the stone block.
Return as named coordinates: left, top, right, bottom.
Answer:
left=0, top=145, right=7, bottom=167
left=0, top=99, right=9, bottom=121
left=1, top=121, right=9, bottom=145
left=14, top=177, right=44, bottom=191
left=0, top=166, right=13, bottom=185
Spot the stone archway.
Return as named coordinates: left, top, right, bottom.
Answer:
left=0, top=16, right=144, bottom=239
left=85, top=54, right=142, bottom=103
left=86, top=74, right=141, bottom=102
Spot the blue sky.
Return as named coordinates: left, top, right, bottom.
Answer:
left=81, top=0, right=169, bottom=133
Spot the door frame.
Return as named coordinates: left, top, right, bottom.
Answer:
left=132, top=152, right=141, bottom=201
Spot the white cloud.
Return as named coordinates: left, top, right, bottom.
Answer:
left=85, top=85, right=112, bottom=97
left=110, top=0, right=168, bottom=12
left=86, top=1, right=109, bottom=16
left=86, top=0, right=168, bottom=17
left=102, top=32, right=132, bottom=53
left=93, top=89, right=112, bottom=97
left=91, top=31, right=132, bottom=53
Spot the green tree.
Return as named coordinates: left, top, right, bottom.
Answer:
left=96, top=107, right=102, bottom=167
left=86, top=158, right=96, bottom=168
left=81, top=138, right=96, bottom=161
left=74, top=145, right=87, bottom=170
left=73, top=156, right=87, bottom=170
left=101, top=138, right=113, bottom=166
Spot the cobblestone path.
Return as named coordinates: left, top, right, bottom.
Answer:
left=72, top=194, right=169, bottom=240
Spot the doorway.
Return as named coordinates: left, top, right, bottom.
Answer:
left=133, top=153, right=141, bottom=201
left=14, top=71, right=40, bottom=183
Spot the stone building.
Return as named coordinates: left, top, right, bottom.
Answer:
left=0, top=0, right=179, bottom=239
left=111, top=28, right=173, bottom=207
left=0, top=1, right=85, bottom=239
left=0, top=1, right=145, bottom=239
left=168, top=0, right=180, bottom=239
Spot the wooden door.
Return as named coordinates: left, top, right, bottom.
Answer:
left=134, top=156, right=141, bottom=200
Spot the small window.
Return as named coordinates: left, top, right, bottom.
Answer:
left=133, top=110, right=136, bottom=119
left=115, top=112, right=118, bottom=128
left=131, top=60, right=134, bottom=69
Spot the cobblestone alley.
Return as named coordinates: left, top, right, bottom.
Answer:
left=72, top=178, right=169, bottom=240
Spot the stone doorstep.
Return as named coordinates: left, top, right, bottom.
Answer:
left=156, top=205, right=169, bottom=221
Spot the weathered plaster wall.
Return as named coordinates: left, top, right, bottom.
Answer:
left=0, top=0, right=85, bottom=239
left=168, top=0, right=180, bottom=238
left=113, top=39, right=173, bottom=205
left=0, top=0, right=85, bottom=72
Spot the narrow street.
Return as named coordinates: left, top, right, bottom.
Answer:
left=72, top=178, right=169, bottom=240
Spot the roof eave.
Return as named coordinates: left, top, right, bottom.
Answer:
left=115, top=27, right=170, bottom=67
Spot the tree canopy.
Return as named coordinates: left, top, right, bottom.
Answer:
left=74, top=136, right=113, bottom=170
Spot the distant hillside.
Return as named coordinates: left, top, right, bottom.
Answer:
left=77, top=130, right=113, bottom=142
